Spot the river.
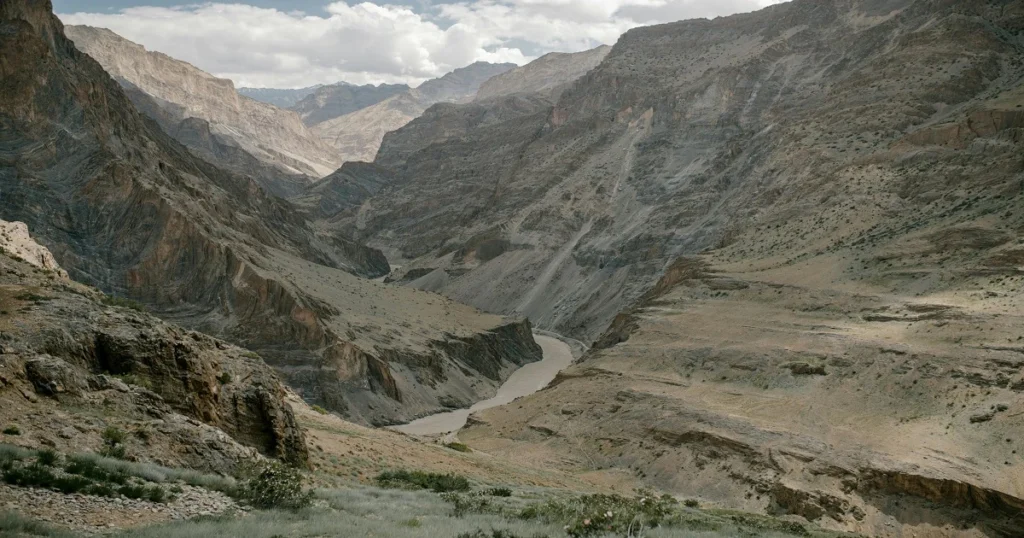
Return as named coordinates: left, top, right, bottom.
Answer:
left=391, top=334, right=574, bottom=436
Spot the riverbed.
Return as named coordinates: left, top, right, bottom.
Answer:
left=391, top=334, right=574, bottom=435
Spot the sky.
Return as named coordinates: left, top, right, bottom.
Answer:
left=55, top=0, right=788, bottom=89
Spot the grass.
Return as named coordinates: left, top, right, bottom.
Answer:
left=0, top=444, right=236, bottom=496
left=117, top=485, right=848, bottom=538
left=120, top=487, right=567, bottom=538
left=0, top=511, right=78, bottom=538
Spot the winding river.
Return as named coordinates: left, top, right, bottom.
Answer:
left=391, top=334, right=574, bottom=436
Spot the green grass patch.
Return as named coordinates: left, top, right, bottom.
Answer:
left=377, top=470, right=471, bottom=493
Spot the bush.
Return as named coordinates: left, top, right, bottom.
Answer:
left=101, top=295, right=146, bottom=312
left=239, top=462, right=312, bottom=510
left=217, top=372, right=232, bottom=385
left=486, top=487, right=513, bottom=497
left=311, top=405, right=329, bottom=415
left=519, top=491, right=680, bottom=538
left=457, top=531, right=547, bottom=538
left=684, top=498, right=699, bottom=508
left=0, top=511, right=77, bottom=538
left=100, top=426, right=128, bottom=459
left=440, top=492, right=491, bottom=518
left=2, top=425, right=20, bottom=436
left=37, top=450, right=59, bottom=467
left=376, top=470, right=470, bottom=493
left=445, top=442, right=472, bottom=453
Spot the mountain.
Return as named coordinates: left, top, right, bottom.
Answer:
left=311, top=61, right=516, bottom=163
left=292, top=82, right=409, bottom=127
left=238, top=84, right=323, bottom=108
left=64, top=25, right=342, bottom=178
left=475, top=45, right=611, bottom=102
left=1, top=1, right=540, bottom=427
left=319, top=0, right=1024, bottom=533
left=119, top=80, right=310, bottom=198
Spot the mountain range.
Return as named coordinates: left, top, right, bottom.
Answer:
left=2, top=0, right=1023, bottom=536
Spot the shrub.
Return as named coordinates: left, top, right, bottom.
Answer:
left=311, top=405, right=329, bottom=415
left=486, top=487, right=513, bottom=497
left=37, top=450, right=59, bottom=467
left=445, top=442, right=472, bottom=453
left=65, top=456, right=130, bottom=485
left=239, top=462, right=312, bottom=510
left=440, top=492, right=491, bottom=518
left=101, top=295, right=146, bottom=312
left=457, top=531, right=547, bottom=538
left=100, top=426, right=128, bottom=459
left=376, top=470, right=470, bottom=493
left=217, top=372, right=232, bottom=385
left=684, top=498, right=699, bottom=508
left=519, top=491, right=680, bottom=538
left=2, top=425, right=20, bottom=436
left=52, top=475, right=92, bottom=494
left=0, top=510, right=77, bottom=538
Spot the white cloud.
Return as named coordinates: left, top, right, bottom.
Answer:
left=58, top=0, right=787, bottom=88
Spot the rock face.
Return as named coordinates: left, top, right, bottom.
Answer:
left=0, top=220, right=67, bottom=278
left=239, top=84, right=323, bottom=108
left=292, top=82, right=410, bottom=127
left=0, top=246, right=307, bottom=471
left=0, top=1, right=541, bottom=426
left=64, top=25, right=342, bottom=178
left=311, top=62, right=516, bottom=163
left=475, top=46, right=611, bottom=102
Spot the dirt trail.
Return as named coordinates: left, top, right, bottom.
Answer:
left=392, top=334, right=573, bottom=435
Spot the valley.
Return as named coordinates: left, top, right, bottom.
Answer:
left=1, top=0, right=1023, bottom=537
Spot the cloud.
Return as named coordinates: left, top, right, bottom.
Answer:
left=58, top=0, right=787, bottom=88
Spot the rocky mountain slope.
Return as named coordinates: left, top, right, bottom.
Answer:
left=1, top=1, right=541, bottom=426
left=475, top=46, right=611, bottom=102
left=340, top=0, right=1024, bottom=344
left=311, top=62, right=516, bottom=163
left=312, top=0, right=1024, bottom=534
left=239, top=84, right=323, bottom=108
left=64, top=25, right=342, bottom=178
left=0, top=235, right=307, bottom=471
left=292, top=82, right=410, bottom=127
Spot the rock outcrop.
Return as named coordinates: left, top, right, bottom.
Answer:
left=64, top=25, right=342, bottom=178
left=311, top=62, right=516, bottom=163
left=0, top=220, right=67, bottom=278
left=0, top=245, right=307, bottom=471
left=0, top=1, right=541, bottom=426
left=475, top=46, right=611, bottom=102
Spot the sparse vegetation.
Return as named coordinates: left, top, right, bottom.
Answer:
left=311, top=405, right=329, bottom=415
left=0, top=511, right=77, bottom=538
left=238, top=461, right=312, bottom=510
left=100, top=426, right=128, bottom=459
left=486, top=487, right=513, bottom=497
left=516, top=492, right=682, bottom=537
left=100, top=294, right=146, bottom=312
left=2, top=425, right=21, bottom=436
left=445, top=442, right=472, bottom=453
left=377, top=470, right=471, bottom=493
